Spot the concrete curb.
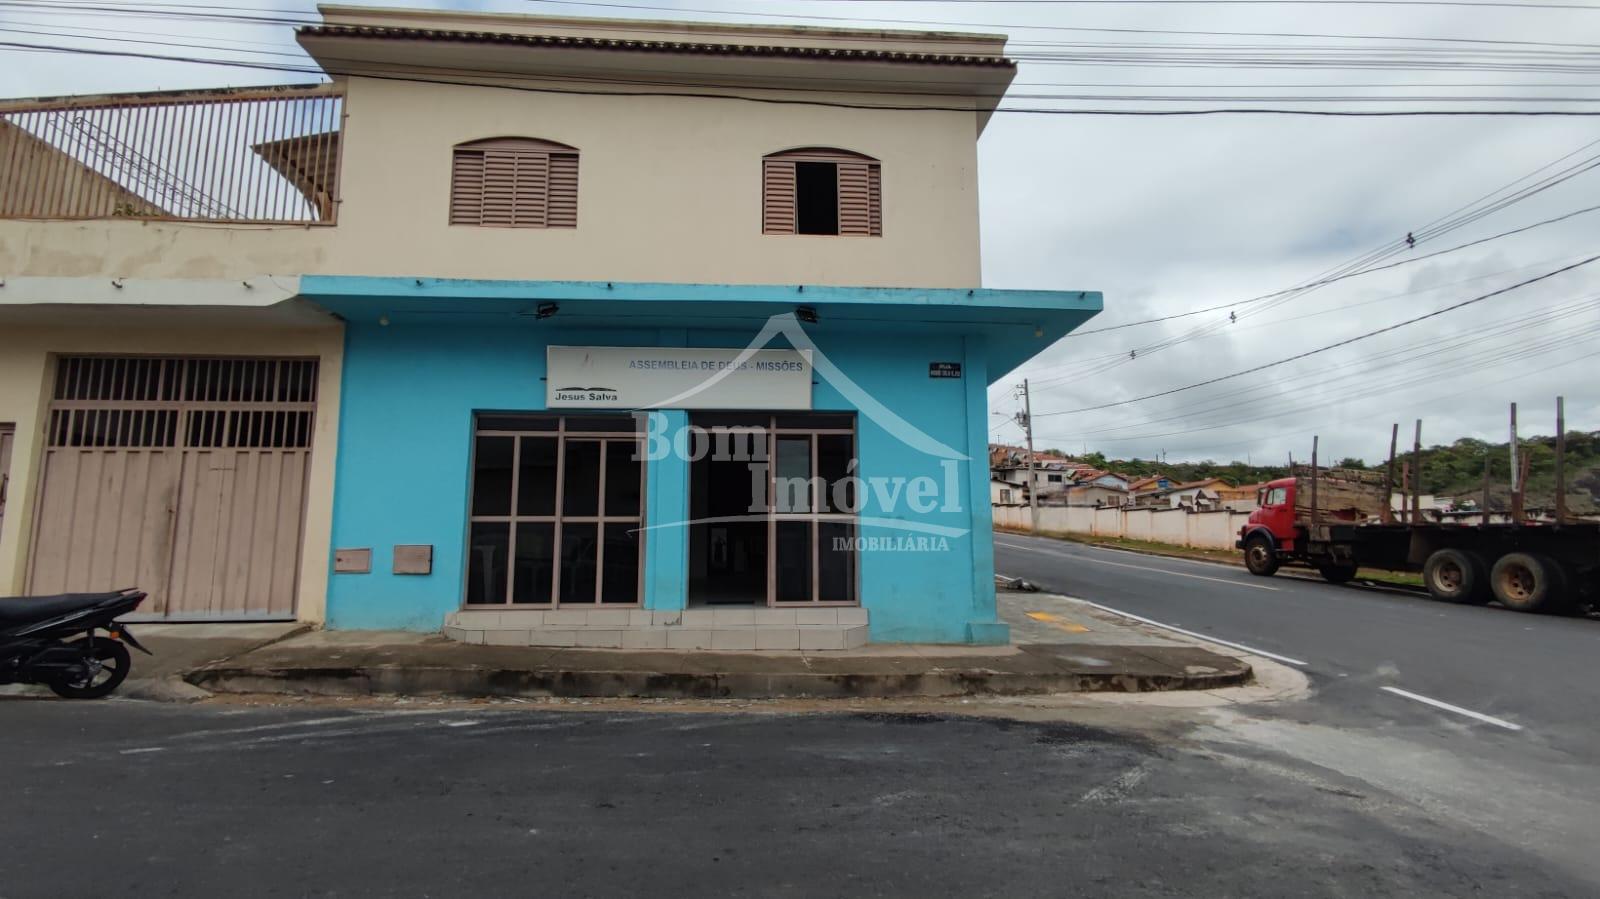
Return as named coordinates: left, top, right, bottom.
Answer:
left=996, top=528, right=1426, bottom=593
left=185, top=658, right=1252, bottom=700
left=124, top=623, right=317, bottom=703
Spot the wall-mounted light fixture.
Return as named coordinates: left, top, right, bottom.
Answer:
left=535, top=302, right=560, bottom=319
left=796, top=306, right=818, bottom=324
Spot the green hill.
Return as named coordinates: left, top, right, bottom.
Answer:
left=1047, top=431, right=1600, bottom=513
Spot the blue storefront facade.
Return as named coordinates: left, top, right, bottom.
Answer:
left=305, top=279, right=1100, bottom=645
left=0, top=8, right=1105, bottom=642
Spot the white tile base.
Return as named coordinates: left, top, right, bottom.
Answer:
left=444, top=608, right=869, bottom=650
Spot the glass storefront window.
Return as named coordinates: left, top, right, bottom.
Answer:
left=465, top=415, right=643, bottom=606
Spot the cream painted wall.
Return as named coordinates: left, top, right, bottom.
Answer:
left=0, top=76, right=984, bottom=289
left=0, top=323, right=343, bottom=623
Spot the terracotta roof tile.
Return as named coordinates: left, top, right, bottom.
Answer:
left=298, top=24, right=1017, bottom=68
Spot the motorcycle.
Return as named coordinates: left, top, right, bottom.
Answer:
left=0, top=589, right=151, bottom=699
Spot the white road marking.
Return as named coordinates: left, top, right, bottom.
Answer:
left=1012, top=537, right=1239, bottom=570
left=161, top=715, right=364, bottom=742
left=1078, top=764, right=1150, bottom=805
left=119, top=747, right=165, bottom=755
left=1379, top=686, right=1524, bottom=731
left=1071, top=598, right=1310, bottom=667
left=995, top=540, right=1278, bottom=591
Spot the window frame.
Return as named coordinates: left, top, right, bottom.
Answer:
left=449, top=137, right=579, bottom=230
left=464, top=414, right=645, bottom=608
left=767, top=417, right=860, bottom=606
left=686, top=413, right=861, bottom=607
left=761, top=147, right=882, bottom=238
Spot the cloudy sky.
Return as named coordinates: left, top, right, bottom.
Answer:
left=3, top=0, right=1597, bottom=466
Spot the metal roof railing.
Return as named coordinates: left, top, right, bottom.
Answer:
left=0, top=83, right=344, bottom=225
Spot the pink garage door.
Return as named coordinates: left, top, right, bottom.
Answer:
left=26, top=357, right=317, bottom=620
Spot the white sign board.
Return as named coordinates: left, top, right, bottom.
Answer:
left=546, top=346, right=813, bottom=410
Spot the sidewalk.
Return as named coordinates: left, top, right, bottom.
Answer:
left=179, top=594, right=1251, bottom=701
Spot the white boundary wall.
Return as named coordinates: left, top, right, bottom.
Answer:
left=993, top=504, right=1253, bottom=551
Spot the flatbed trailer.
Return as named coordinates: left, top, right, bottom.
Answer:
left=1238, top=473, right=1600, bottom=613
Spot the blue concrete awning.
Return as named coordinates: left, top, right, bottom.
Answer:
left=298, top=276, right=1102, bottom=381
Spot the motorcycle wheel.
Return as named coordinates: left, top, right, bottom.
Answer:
left=48, top=638, right=131, bottom=700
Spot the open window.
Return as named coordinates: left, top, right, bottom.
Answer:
left=450, top=137, right=579, bottom=228
left=762, top=148, right=881, bottom=237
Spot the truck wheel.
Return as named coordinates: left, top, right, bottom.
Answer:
left=1423, top=548, right=1490, bottom=604
left=1244, top=534, right=1279, bottom=576
left=1490, top=552, right=1570, bottom=614
left=1318, top=563, right=1359, bottom=584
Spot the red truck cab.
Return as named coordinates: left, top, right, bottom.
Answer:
left=1247, top=478, right=1297, bottom=547
left=1237, top=477, right=1298, bottom=575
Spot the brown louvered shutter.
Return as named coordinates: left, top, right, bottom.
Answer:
left=867, top=164, right=882, bottom=236
left=762, top=159, right=797, bottom=234
left=837, top=162, right=880, bottom=237
left=481, top=150, right=519, bottom=227
left=514, top=152, right=549, bottom=227
left=548, top=153, right=579, bottom=228
left=450, top=138, right=578, bottom=229
left=449, top=150, right=486, bottom=225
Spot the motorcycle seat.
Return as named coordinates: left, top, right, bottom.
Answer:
left=0, top=592, right=130, bottom=624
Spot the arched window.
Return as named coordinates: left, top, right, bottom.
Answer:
left=762, top=148, right=881, bottom=237
left=450, top=137, right=579, bottom=228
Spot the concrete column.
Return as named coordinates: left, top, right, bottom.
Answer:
left=643, top=409, right=690, bottom=611
left=961, top=336, right=1007, bottom=644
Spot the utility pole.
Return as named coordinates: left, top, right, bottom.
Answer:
left=1555, top=396, right=1567, bottom=525
left=1410, top=419, right=1422, bottom=524
left=1016, top=379, right=1040, bottom=534
left=1482, top=452, right=1491, bottom=527
left=1310, top=436, right=1321, bottom=533
left=1383, top=423, right=1398, bottom=525
left=1509, top=403, right=1521, bottom=523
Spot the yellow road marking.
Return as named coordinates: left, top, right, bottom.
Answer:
left=1026, top=611, right=1090, bottom=633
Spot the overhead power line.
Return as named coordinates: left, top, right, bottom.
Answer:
left=1023, top=136, right=1600, bottom=388
left=539, top=0, right=1600, bottom=12
left=9, top=25, right=1600, bottom=104
left=11, top=0, right=1599, bottom=50
left=1057, top=201, right=1600, bottom=338
left=1031, top=254, right=1600, bottom=417
left=791, top=0, right=1600, bottom=7
left=1033, top=251, right=1599, bottom=376
left=1062, top=292, right=1600, bottom=436
left=7, top=40, right=1600, bottom=116
left=1049, top=323, right=1600, bottom=445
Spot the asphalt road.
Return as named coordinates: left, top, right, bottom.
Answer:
left=0, top=699, right=1588, bottom=898
left=995, top=532, right=1600, bottom=883
left=4, top=536, right=1597, bottom=896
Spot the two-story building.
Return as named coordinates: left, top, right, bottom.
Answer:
left=0, top=6, right=1100, bottom=648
